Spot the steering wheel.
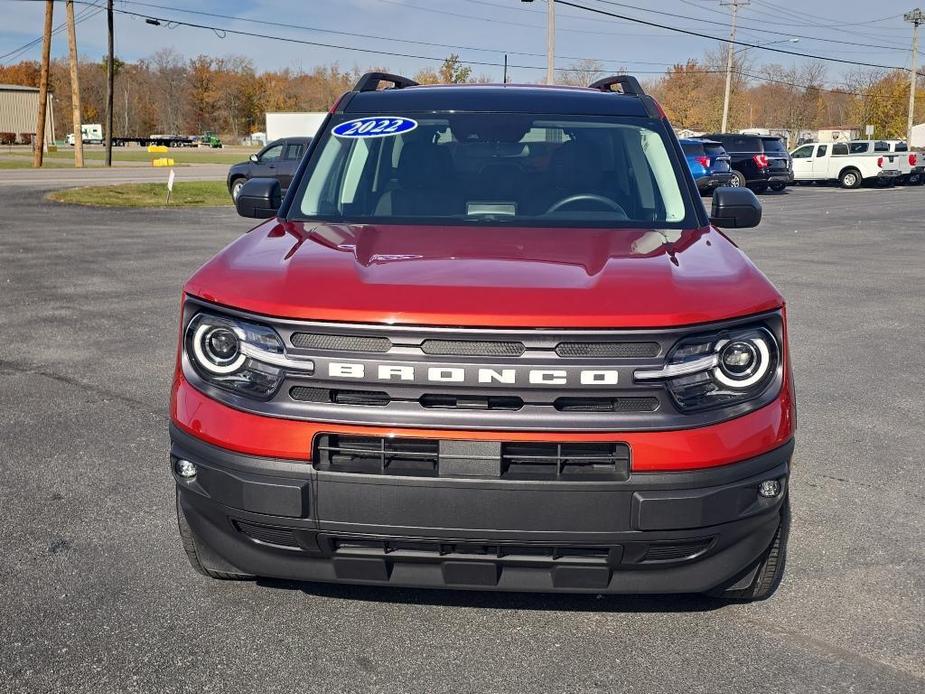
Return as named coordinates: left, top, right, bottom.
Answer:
left=546, top=193, right=627, bottom=215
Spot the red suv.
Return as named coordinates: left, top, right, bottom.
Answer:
left=171, top=73, right=794, bottom=601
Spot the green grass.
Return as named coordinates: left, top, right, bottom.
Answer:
left=47, top=180, right=231, bottom=207
left=3, top=146, right=256, bottom=165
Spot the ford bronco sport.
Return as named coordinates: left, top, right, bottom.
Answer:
left=171, top=73, right=795, bottom=601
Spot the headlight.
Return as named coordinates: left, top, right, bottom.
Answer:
left=635, top=326, right=778, bottom=412
left=185, top=313, right=313, bottom=398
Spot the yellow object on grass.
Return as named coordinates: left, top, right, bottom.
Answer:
left=147, top=145, right=169, bottom=153
left=152, top=157, right=175, bottom=167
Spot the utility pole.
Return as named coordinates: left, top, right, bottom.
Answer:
left=105, top=0, right=114, bottom=166
left=720, top=0, right=748, bottom=133
left=65, top=0, right=84, bottom=168
left=33, top=0, right=54, bottom=168
left=905, top=9, right=924, bottom=146
left=546, top=0, right=556, bottom=85
left=503, top=54, right=508, bottom=84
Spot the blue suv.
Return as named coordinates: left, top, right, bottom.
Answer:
left=680, top=138, right=735, bottom=194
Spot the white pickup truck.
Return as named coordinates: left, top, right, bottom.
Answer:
left=790, top=140, right=902, bottom=188
left=858, top=140, right=923, bottom=185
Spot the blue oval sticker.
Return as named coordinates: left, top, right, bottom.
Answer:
left=332, top=116, right=418, bottom=139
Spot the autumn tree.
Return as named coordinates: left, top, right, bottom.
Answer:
left=556, top=59, right=608, bottom=88
left=415, top=55, right=473, bottom=84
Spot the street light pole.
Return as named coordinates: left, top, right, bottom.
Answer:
left=546, top=0, right=556, bottom=85
left=905, top=9, right=924, bottom=146
left=720, top=0, right=747, bottom=133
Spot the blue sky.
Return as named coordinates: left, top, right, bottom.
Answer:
left=1, top=0, right=919, bottom=84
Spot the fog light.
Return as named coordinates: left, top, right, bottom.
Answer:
left=175, top=459, right=197, bottom=479
left=758, top=479, right=781, bottom=498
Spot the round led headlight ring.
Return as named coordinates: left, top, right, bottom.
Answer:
left=713, top=336, right=771, bottom=388
left=192, top=323, right=246, bottom=374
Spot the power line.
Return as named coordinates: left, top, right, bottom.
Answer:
left=107, top=0, right=671, bottom=67
left=555, top=0, right=914, bottom=71
left=586, top=0, right=912, bottom=53
left=0, top=0, right=103, bottom=63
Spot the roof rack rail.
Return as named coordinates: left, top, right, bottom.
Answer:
left=353, top=72, right=418, bottom=93
left=588, top=75, right=645, bottom=96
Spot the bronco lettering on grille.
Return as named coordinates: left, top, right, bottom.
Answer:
left=326, top=362, right=619, bottom=386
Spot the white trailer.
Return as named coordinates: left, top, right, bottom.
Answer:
left=265, top=112, right=327, bottom=142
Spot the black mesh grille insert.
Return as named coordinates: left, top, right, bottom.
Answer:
left=316, top=435, right=440, bottom=476
left=421, top=339, right=525, bottom=357
left=554, top=397, right=659, bottom=413
left=500, top=442, right=630, bottom=481
left=235, top=521, right=300, bottom=549
left=555, top=342, right=660, bottom=358
left=643, top=539, right=712, bottom=562
left=290, top=333, right=392, bottom=352
left=290, top=387, right=390, bottom=406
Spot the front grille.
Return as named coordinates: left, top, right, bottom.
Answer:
left=501, top=442, right=630, bottom=481
left=315, top=435, right=630, bottom=481
left=331, top=538, right=611, bottom=564
left=316, top=435, right=440, bottom=477
left=555, top=341, right=660, bottom=358
left=421, top=339, right=525, bottom=357
left=554, top=396, right=659, bottom=413
left=290, top=332, right=392, bottom=353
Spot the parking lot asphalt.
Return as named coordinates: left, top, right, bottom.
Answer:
left=0, top=184, right=923, bottom=694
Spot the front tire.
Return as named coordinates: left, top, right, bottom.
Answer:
left=839, top=168, right=862, bottom=189
left=230, top=177, right=246, bottom=201
left=707, top=497, right=790, bottom=602
left=176, top=491, right=253, bottom=580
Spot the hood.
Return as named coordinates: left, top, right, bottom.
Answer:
left=185, top=221, right=783, bottom=328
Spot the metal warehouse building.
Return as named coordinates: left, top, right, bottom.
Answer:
left=0, top=84, right=55, bottom=143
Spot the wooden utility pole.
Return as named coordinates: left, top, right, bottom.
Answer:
left=720, top=0, right=749, bottom=133
left=105, top=0, right=114, bottom=166
left=905, top=9, right=924, bottom=146
left=65, top=0, right=84, bottom=168
left=33, top=0, right=54, bottom=168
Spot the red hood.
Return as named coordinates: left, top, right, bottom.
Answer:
left=184, top=221, right=783, bottom=328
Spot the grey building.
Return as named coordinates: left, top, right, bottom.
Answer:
left=0, top=84, right=55, bottom=143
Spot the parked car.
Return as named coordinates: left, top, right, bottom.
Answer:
left=680, top=138, right=735, bottom=194
left=172, top=72, right=795, bottom=602
left=703, top=133, right=793, bottom=193
left=226, top=137, right=312, bottom=200
left=848, top=140, right=923, bottom=186
left=790, top=141, right=902, bottom=188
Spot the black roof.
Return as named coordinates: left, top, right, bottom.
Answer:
left=342, top=84, right=651, bottom=117
left=268, top=136, right=312, bottom=145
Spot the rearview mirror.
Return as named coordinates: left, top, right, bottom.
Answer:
left=710, top=187, right=762, bottom=229
left=249, top=153, right=259, bottom=163
left=235, top=178, right=281, bottom=219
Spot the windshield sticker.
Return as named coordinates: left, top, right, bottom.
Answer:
left=332, top=116, right=418, bottom=139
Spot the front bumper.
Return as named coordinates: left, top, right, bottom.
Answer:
left=171, top=424, right=792, bottom=593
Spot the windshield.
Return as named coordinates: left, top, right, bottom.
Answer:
left=292, top=113, right=693, bottom=227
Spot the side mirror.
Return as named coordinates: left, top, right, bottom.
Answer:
left=235, top=178, right=281, bottom=219
left=710, top=187, right=762, bottom=228
left=249, top=153, right=259, bottom=163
